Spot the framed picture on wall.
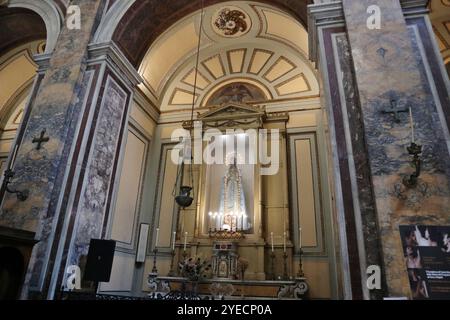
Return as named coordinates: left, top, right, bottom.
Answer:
left=399, top=225, right=450, bottom=300
left=136, top=223, right=149, bottom=263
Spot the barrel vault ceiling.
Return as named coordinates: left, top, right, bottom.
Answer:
left=430, top=0, right=450, bottom=66
left=137, top=1, right=319, bottom=113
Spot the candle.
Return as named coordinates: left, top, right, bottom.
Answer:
left=155, top=228, right=160, bottom=248
left=409, top=107, right=415, bottom=144
left=299, top=228, right=302, bottom=249
left=9, top=145, right=18, bottom=170
left=270, top=232, right=274, bottom=252
left=184, top=232, right=188, bottom=251
left=283, top=231, right=287, bottom=253
left=172, top=231, right=176, bottom=251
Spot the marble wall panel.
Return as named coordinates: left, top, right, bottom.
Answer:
left=66, top=74, right=130, bottom=270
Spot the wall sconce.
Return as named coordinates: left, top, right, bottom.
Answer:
left=403, top=142, right=422, bottom=188
left=402, top=106, right=423, bottom=188
left=3, top=169, right=29, bottom=201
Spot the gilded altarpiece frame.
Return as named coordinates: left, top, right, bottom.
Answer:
left=183, top=103, right=289, bottom=280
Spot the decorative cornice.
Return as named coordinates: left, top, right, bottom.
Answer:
left=400, top=0, right=430, bottom=18
left=266, top=111, right=290, bottom=123
left=33, top=53, right=52, bottom=74
left=134, top=86, right=161, bottom=123
left=198, top=103, right=266, bottom=120
left=158, top=110, right=194, bottom=124
left=308, top=0, right=430, bottom=63
left=183, top=103, right=267, bottom=131
left=308, top=1, right=345, bottom=63
left=87, top=41, right=143, bottom=87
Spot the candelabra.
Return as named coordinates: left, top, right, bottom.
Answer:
left=403, top=142, right=422, bottom=188
left=268, top=252, right=276, bottom=280
left=283, top=252, right=289, bottom=280
left=168, top=249, right=176, bottom=277
left=151, top=248, right=158, bottom=274
left=296, top=248, right=305, bottom=278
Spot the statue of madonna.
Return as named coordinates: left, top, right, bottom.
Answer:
left=212, top=155, right=250, bottom=232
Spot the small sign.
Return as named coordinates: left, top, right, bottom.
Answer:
left=400, top=225, right=450, bottom=300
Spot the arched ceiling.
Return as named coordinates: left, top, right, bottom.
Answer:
left=138, top=2, right=319, bottom=113
left=0, top=40, right=45, bottom=127
left=53, top=0, right=69, bottom=13
left=112, top=0, right=312, bottom=68
left=0, top=7, right=46, bottom=56
left=430, top=0, right=450, bottom=65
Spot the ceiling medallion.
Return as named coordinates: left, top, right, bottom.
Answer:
left=212, top=7, right=251, bottom=38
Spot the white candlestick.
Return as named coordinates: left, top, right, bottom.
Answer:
left=283, top=231, right=287, bottom=253
left=299, top=228, right=302, bottom=249
left=409, top=107, right=415, bottom=144
left=9, top=145, right=18, bottom=170
left=271, top=232, right=274, bottom=252
left=172, top=231, right=176, bottom=251
left=155, top=228, right=160, bottom=248
left=184, top=232, right=188, bottom=251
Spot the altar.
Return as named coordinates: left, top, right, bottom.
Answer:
left=211, top=241, right=239, bottom=279
left=148, top=275, right=309, bottom=300
left=145, top=102, right=311, bottom=300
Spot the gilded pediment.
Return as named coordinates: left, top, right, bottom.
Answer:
left=182, top=103, right=288, bottom=131
left=198, top=103, right=266, bottom=120
left=183, top=103, right=267, bottom=130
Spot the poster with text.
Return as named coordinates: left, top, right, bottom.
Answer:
left=400, top=225, right=450, bottom=300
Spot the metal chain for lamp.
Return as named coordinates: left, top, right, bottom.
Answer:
left=173, top=0, right=204, bottom=208
left=188, top=0, right=205, bottom=189
left=172, top=161, right=185, bottom=197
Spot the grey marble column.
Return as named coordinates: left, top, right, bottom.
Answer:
left=0, top=0, right=107, bottom=299
left=309, top=0, right=450, bottom=299
left=341, top=0, right=450, bottom=298
left=309, top=1, right=383, bottom=300
left=0, top=0, right=142, bottom=299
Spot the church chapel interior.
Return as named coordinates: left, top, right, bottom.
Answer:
left=0, top=0, right=449, bottom=300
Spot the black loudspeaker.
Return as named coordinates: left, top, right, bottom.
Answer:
left=84, top=239, right=116, bottom=283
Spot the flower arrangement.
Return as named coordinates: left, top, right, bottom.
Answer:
left=178, top=257, right=212, bottom=282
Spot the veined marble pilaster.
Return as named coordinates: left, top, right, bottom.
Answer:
left=309, top=0, right=377, bottom=300
left=46, top=42, right=142, bottom=298
left=68, top=74, right=128, bottom=266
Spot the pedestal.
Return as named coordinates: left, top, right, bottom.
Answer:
left=211, top=241, right=239, bottom=279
